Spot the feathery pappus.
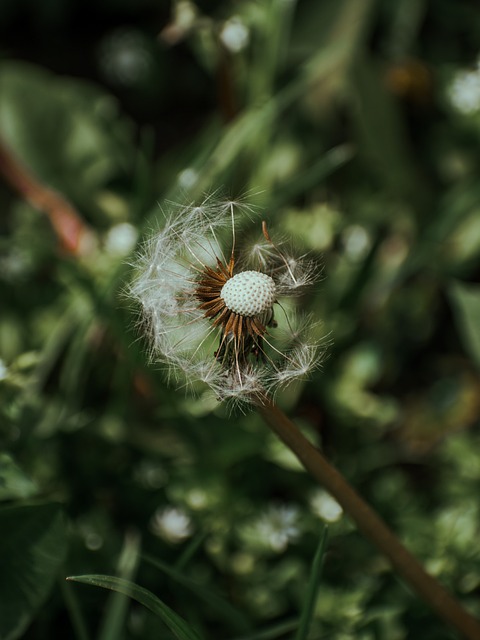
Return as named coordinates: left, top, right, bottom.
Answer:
left=129, top=195, right=323, bottom=407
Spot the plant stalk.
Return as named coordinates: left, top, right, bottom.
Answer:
left=257, top=394, right=480, bottom=640
left=0, top=137, right=94, bottom=256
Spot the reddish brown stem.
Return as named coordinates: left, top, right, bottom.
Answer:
left=257, top=394, right=480, bottom=640
left=0, top=138, right=95, bottom=256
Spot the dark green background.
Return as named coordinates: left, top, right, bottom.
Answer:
left=1, top=1, right=480, bottom=638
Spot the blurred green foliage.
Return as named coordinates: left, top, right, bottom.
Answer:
left=1, top=0, right=480, bottom=638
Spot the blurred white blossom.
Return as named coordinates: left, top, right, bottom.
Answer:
left=105, top=223, right=138, bottom=256
left=177, top=167, right=199, bottom=189
left=448, top=63, right=480, bottom=115
left=342, top=225, right=371, bottom=261
left=150, top=506, right=193, bottom=543
left=99, top=29, right=152, bottom=86
left=220, top=17, right=249, bottom=53
left=244, top=504, right=301, bottom=553
left=0, top=359, right=8, bottom=381
left=310, top=489, right=343, bottom=523
left=0, top=250, right=31, bottom=282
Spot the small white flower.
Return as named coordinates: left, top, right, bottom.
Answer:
left=129, top=195, right=322, bottom=406
left=99, top=29, right=152, bottom=86
left=310, top=489, right=343, bottom=523
left=105, top=223, right=138, bottom=256
left=258, top=504, right=301, bottom=552
left=150, top=506, right=193, bottom=543
left=242, top=504, right=301, bottom=553
left=220, top=17, right=250, bottom=53
left=342, top=225, right=370, bottom=261
left=448, top=68, right=480, bottom=115
left=0, top=359, right=8, bottom=381
left=177, top=168, right=199, bottom=189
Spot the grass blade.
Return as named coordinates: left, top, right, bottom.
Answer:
left=294, top=526, right=329, bottom=640
left=97, top=532, right=140, bottom=640
left=144, top=553, right=251, bottom=633
left=66, top=575, right=203, bottom=640
left=229, top=618, right=299, bottom=640
left=60, top=579, right=91, bottom=640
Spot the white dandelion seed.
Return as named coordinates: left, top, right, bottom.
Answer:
left=129, top=195, right=323, bottom=406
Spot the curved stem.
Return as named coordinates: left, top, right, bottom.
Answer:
left=256, top=394, right=480, bottom=640
left=0, top=137, right=95, bottom=256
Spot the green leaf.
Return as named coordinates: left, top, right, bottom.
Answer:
left=144, top=553, right=251, bottom=633
left=0, top=453, right=38, bottom=501
left=158, top=0, right=374, bottom=207
left=97, top=533, right=141, bottom=640
left=0, top=503, right=67, bottom=640
left=349, top=51, right=417, bottom=198
left=66, top=575, right=203, bottom=640
left=448, top=280, right=480, bottom=370
left=228, top=618, right=298, bottom=640
left=0, top=62, right=133, bottom=199
left=295, top=526, right=328, bottom=640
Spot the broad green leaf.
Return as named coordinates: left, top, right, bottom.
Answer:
left=67, top=575, right=203, bottom=640
left=0, top=454, right=38, bottom=501
left=449, top=280, right=480, bottom=370
left=0, top=503, right=67, bottom=640
left=0, top=62, right=133, bottom=200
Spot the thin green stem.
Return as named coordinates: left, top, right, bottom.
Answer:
left=256, top=394, right=480, bottom=640
left=295, top=526, right=328, bottom=640
left=60, top=579, right=91, bottom=640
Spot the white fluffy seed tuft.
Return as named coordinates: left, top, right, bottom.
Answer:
left=221, top=271, right=276, bottom=317
left=128, top=194, right=324, bottom=408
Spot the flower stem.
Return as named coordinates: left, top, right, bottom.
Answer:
left=0, top=137, right=95, bottom=256
left=257, top=394, right=480, bottom=640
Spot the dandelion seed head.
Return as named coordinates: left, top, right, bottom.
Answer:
left=129, top=194, right=323, bottom=407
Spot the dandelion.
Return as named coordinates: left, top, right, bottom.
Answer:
left=126, top=199, right=480, bottom=639
left=129, top=195, right=321, bottom=406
